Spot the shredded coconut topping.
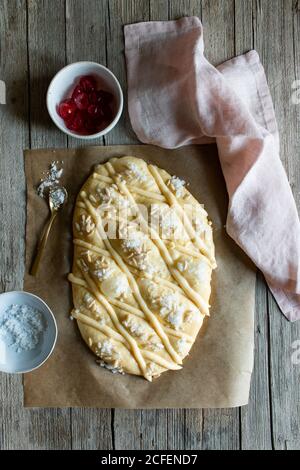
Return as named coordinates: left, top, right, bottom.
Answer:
left=123, top=317, right=148, bottom=341
left=113, top=276, right=129, bottom=297
left=98, top=339, right=114, bottom=357
left=92, top=256, right=112, bottom=281
left=159, top=293, right=185, bottom=330
left=37, top=161, right=64, bottom=198
left=122, top=236, right=143, bottom=252
left=167, top=306, right=185, bottom=329
left=0, top=304, right=46, bottom=353
left=143, top=263, right=157, bottom=277
left=50, top=187, right=66, bottom=209
left=188, top=261, right=207, bottom=282
left=95, top=339, right=121, bottom=366
left=121, top=234, right=151, bottom=271
left=95, top=185, right=116, bottom=205
left=168, top=176, right=186, bottom=197
left=124, top=162, right=147, bottom=182
left=93, top=268, right=111, bottom=281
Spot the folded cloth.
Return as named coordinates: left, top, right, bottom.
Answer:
left=124, top=16, right=300, bottom=321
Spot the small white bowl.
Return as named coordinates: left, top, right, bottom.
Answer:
left=0, top=291, right=57, bottom=374
left=46, top=61, right=123, bottom=139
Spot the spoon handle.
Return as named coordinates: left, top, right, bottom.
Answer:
left=30, top=211, right=58, bottom=276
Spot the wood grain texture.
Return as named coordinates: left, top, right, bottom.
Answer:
left=253, top=0, right=300, bottom=450
left=0, top=0, right=29, bottom=450
left=0, top=0, right=300, bottom=450
left=202, top=0, right=234, bottom=64
left=240, top=273, right=272, bottom=450
left=27, top=0, right=67, bottom=148
left=234, top=0, right=272, bottom=450
left=24, top=0, right=71, bottom=449
left=105, top=0, right=150, bottom=145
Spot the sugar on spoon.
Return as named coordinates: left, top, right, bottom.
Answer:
left=30, top=186, right=68, bottom=276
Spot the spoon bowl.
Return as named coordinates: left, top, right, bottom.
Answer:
left=30, top=186, right=68, bottom=276
left=49, top=186, right=68, bottom=211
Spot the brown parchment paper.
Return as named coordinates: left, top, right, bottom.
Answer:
left=23, top=144, right=255, bottom=408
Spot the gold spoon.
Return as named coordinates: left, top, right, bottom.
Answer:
left=30, top=186, right=68, bottom=276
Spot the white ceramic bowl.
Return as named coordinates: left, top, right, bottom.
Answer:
left=0, top=291, right=57, bottom=373
left=46, top=61, right=123, bottom=139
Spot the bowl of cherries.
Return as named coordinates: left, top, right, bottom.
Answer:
left=47, top=61, right=123, bottom=139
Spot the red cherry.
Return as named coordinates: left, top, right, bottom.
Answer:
left=101, top=103, right=113, bottom=122
left=74, top=92, right=89, bottom=110
left=84, top=116, right=97, bottom=133
left=87, top=104, right=102, bottom=118
left=97, top=90, right=113, bottom=104
left=62, top=76, right=115, bottom=134
left=79, top=75, right=96, bottom=92
left=57, top=99, right=77, bottom=120
left=66, top=110, right=84, bottom=132
left=71, top=85, right=83, bottom=99
left=88, top=91, right=98, bottom=104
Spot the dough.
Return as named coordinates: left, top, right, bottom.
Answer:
left=68, top=156, right=216, bottom=381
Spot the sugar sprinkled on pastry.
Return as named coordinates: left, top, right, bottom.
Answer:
left=68, top=156, right=216, bottom=381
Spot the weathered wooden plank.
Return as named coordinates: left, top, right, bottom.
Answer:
left=184, top=410, right=203, bottom=449
left=268, top=303, right=300, bottom=450
left=70, top=408, right=113, bottom=450
left=104, top=0, right=150, bottom=146
left=202, top=0, right=235, bottom=65
left=254, top=0, right=300, bottom=450
left=23, top=0, right=71, bottom=449
left=240, top=273, right=272, bottom=449
left=0, top=375, right=25, bottom=449
left=234, top=0, right=272, bottom=450
left=27, top=0, right=67, bottom=148
left=201, top=408, right=239, bottom=450
left=291, top=0, right=300, bottom=209
left=234, top=0, right=253, bottom=54
left=66, top=0, right=108, bottom=148
left=0, top=0, right=29, bottom=450
left=114, top=409, right=195, bottom=450
left=0, top=0, right=71, bottom=450
left=114, top=410, right=142, bottom=449
left=168, top=0, right=201, bottom=18
left=200, top=0, right=240, bottom=450
left=1, top=377, right=71, bottom=449
left=149, top=0, right=169, bottom=20
left=0, top=0, right=27, bottom=301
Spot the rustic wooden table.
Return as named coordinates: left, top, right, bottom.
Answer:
left=0, top=0, right=299, bottom=450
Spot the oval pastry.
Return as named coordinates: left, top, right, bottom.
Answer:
left=68, top=156, right=216, bottom=381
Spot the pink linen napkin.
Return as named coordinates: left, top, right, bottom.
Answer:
left=124, top=16, right=300, bottom=322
